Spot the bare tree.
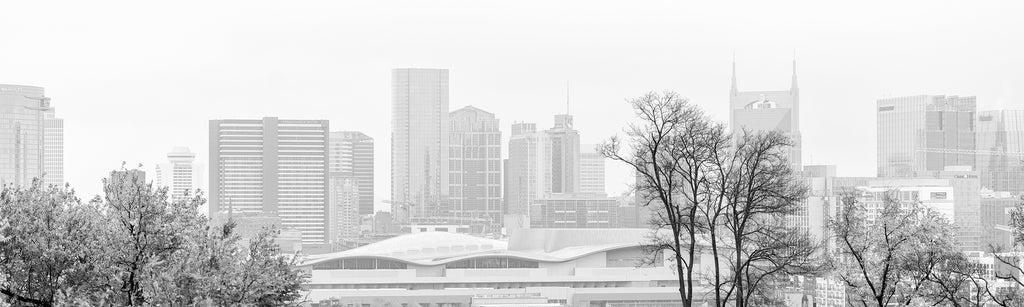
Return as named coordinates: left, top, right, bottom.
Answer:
left=600, top=91, right=712, bottom=306
left=716, top=130, right=818, bottom=307
left=601, top=91, right=819, bottom=306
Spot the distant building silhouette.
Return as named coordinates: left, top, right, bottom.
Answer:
left=329, top=131, right=374, bottom=215
left=43, top=108, right=63, bottom=187
left=209, top=117, right=330, bottom=244
left=876, top=95, right=976, bottom=178
left=505, top=115, right=581, bottom=223
left=579, top=144, right=606, bottom=195
left=976, top=110, right=1024, bottom=193
left=329, top=176, right=360, bottom=243
left=154, top=147, right=205, bottom=201
left=448, top=106, right=502, bottom=232
left=729, top=57, right=802, bottom=170
left=391, top=68, right=449, bottom=225
left=0, top=84, right=62, bottom=187
left=505, top=122, right=543, bottom=217
left=548, top=114, right=581, bottom=194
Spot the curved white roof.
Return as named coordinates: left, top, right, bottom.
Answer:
left=301, top=229, right=689, bottom=267
left=304, top=232, right=507, bottom=265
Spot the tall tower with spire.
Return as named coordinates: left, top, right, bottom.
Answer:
left=728, top=54, right=802, bottom=170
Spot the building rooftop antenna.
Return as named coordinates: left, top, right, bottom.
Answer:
left=566, top=80, right=570, bottom=115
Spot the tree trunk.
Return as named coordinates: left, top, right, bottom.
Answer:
left=673, top=228, right=692, bottom=307
left=734, top=234, right=744, bottom=307
left=710, top=225, right=723, bottom=307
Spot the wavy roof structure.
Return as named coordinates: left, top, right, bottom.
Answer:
left=301, top=229, right=678, bottom=267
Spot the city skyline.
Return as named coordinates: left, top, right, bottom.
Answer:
left=2, top=1, right=1023, bottom=213
left=3, top=2, right=1024, bottom=306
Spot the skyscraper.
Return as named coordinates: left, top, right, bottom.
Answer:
left=329, top=176, right=361, bottom=243
left=209, top=117, right=330, bottom=244
left=579, top=143, right=606, bottom=195
left=505, top=123, right=545, bottom=217
left=0, top=84, right=52, bottom=186
left=548, top=114, right=581, bottom=194
left=505, top=116, right=581, bottom=220
left=729, top=58, right=802, bottom=170
left=43, top=108, right=64, bottom=187
left=154, top=147, right=205, bottom=201
left=876, top=95, right=976, bottom=178
left=391, top=68, right=449, bottom=224
left=329, top=131, right=374, bottom=214
left=448, top=106, right=502, bottom=232
left=976, top=110, right=1024, bottom=193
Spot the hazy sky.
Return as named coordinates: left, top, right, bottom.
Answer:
left=2, top=0, right=1022, bottom=210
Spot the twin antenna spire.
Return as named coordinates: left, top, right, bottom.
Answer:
left=731, top=50, right=798, bottom=94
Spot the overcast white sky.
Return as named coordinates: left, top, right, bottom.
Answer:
left=2, top=0, right=1022, bottom=210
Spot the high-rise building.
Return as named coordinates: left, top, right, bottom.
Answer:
left=876, top=95, right=976, bottom=178
left=976, top=110, right=1024, bottom=193
left=329, top=176, right=361, bottom=243
left=154, top=147, right=205, bottom=201
left=43, top=109, right=64, bottom=187
left=980, top=190, right=1017, bottom=250
left=505, top=115, right=581, bottom=221
left=391, top=68, right=449, bottom=225
left=579, top=144, right=606, bottom=195
left=729, top=58, right=802, bottom=169
left=0, top=84, right=52, bottom=186
left=548, top=114, right=580, bottom=194
left=505, top=123, right=545, bottom=217
left=448, top=106, right=502, bottom=232
left=855, top=175, right=981, bottom=251
left=329, top=131, right=374, bottom=215
left=209, top=117, right=330, bottom=244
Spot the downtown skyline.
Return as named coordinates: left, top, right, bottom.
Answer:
left=2, top=1, right=1023, bottom=213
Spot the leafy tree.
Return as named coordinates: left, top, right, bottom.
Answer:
left=830, top=190, right=959, bottom=306
left=99, top=169, right=207, bottom=306
left=0, top=169, right=307, bottom=307
left=985, top=199, right=1024, bottom=307
left=0, top=179, right=111, bottom=307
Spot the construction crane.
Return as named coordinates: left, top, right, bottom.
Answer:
left=916, top=148, right=1024, bottom=158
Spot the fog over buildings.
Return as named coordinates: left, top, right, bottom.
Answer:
left=3, top=1, right=1024, bottom=306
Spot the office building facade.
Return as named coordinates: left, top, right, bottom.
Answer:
left=505, top=115, right=581, bottom=222
left=209, top=117, right=330, bottom=244
left=0, top=84, right=54, bottom=186
left=448, top=106, right=502, bottom=232
left=391, top=68, right=449, bottom=224
left=876, top=95, right=976, bottom=178
left=729, top=59, right=802, bottom=169
left=154, top=146, right=205, bottom=201
left=579, top=144, right=606, bottom=195
left=505, top=123, right=545, bottom=217
left=976, top=110, right=1024, bottom=193
left=547, top=114, right=580, bottom=194
left=329, top=176, right=361, bottom=243
left=43, top=108, right=63, bottom=187
left=329, top=131, right=374, bottom=215
left=529, top=193, right=624, bottom=228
